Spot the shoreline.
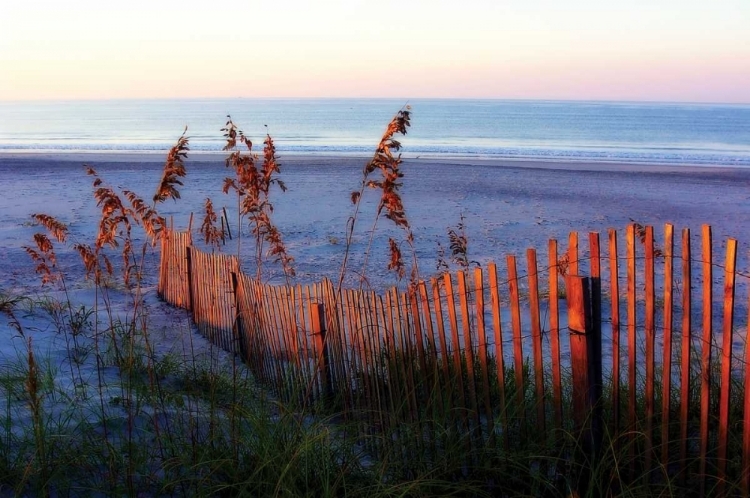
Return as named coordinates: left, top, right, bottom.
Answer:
left=4, top=150, right=750, bottom=291
left=0, top=150, right=745, bottom=174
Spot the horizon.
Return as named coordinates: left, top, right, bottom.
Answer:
left=2, top=1, right=749, bottom=104
left=3, top=96, right=750, bottom=107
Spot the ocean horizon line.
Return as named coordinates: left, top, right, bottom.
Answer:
left=2, top=96, right=750, bottom=106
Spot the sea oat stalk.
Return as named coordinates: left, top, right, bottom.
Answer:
left=338, top=107, right=412, bottom=291
left=222, top=117, right=294, bottom=281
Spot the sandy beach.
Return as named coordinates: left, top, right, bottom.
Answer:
left=3, top=151, right=748, bottom=434
left=1, top=124, right=749, bottom=497
left=2, top=151, right=747, bottom=362
left=2, top=152, right=749, bottom=292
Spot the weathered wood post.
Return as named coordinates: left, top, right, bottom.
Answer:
left=222, top=207, right=233, bottom=240
left=185, top=245, right=195, bottom=317
left=565, top=274, right=603, bottom=493
left=158, top=231, right=167, bottom=300
left=231, top=271, right=247, bottom=362
left=566, top=276, right=591, bottom=428
left=588, top=235, right=604, bottom=449
left=311, top=303, right=333, bottom=399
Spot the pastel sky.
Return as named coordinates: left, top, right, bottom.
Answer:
left=1, top=0, right=749, bottom=102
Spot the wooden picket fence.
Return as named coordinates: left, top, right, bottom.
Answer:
left=158, top=223, right=750, bottom=495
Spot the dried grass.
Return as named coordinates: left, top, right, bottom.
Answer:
left=340, top=107, right=414, bottom=288
left=436, top=213, right=478, bottom=271
left=200, top=197, right=223, bottom=250
left=153, top=129, right=189, bottom=204
left=222, top=117, right=294, bottom=279
left=25, top=132, right=190, bottom=288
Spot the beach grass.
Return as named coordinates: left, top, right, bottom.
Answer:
left=4, top=297, right=742, bottom=496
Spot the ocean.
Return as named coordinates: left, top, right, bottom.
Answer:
left=1, top=98, right=749, bottom=166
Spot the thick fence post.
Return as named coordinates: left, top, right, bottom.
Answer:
left=565, top=274, right=603, bottom=493
left=158, top=232, right=167, bottom=299
left=566, top=276, right=591, bottom=428
left=311, top=303, right=333, bottom=399
left=231, top=271, right=247, bottom=361
left=185, top=245, right=195, bottom=316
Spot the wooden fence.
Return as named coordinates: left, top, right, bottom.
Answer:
left=158, top=223, right=750, bottom=495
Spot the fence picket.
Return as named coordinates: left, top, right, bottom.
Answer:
left=717, top=238, right=738, bottom=494
left=699, top=224, right=713, bottom=496
left=353, top=290, right=376, bottom=443
left=304, top=285, right=321, bottom=398
left=569, top=231, right=579, bottom=275
left=645, top=225, right=656, bottom=475
left=626, top=223, right=637, bottom=475
left=418, top=282, right=443, bottom=412
left=457, top=270, right=481, bottom=436
left=488, top=262, right=509, bottom=448
left=661, top=224, right=674, bottom=468
left=679, top=228, right=692, bottom=484
left=342, top=290, right=360, bottom=416
left=444, top=273, right=469, bottom=434
left=384, top=290, right=405, bottom=426
left=548, top=240, right=563, bottom=434
left=399, top=291, right=422, bottom=443
left=588, top=232, right=603, bottom=461
left=375, top=294, right=397, bottom=442
left=506, top=254, right=526, bottom=440
left=474, top=267, right=494, bottom=442
left=431, top=278, right=452, bottom=404
left=366, top=291, right=387, bottom=449
left=527, top=248, right=546, bottom=440
left=608, top=229, right=621, bottom=446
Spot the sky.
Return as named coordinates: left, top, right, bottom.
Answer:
left=1, top=0, right=749, bottom=103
